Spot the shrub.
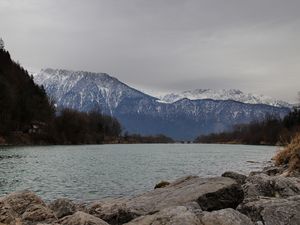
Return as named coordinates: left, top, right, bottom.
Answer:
left=274, top=133, right=300, bottom=173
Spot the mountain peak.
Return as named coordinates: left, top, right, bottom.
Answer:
left=34, top=68, right=154, bottom=115
left=159, top=89, right=291, bottom=108
left=40, top=68, right=111, bottom=79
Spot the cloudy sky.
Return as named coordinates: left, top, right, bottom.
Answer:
left=1, top=0, right=299, bottom=102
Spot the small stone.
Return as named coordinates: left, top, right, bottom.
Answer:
left=222, top=171, right=247, bottom=184
left=49, top=198, right=76, bottom=219
left=154, top=181, right=170, bottom=189
left=200, top=208, right=254, bottom=225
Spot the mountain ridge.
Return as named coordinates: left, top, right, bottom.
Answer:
left=34, top=68, right=291, bottom=140
left=159, top=88, right=291, bottom=108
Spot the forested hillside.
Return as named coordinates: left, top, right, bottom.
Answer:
left=195, top=108, right=300, bottom=145
left=0, top=41, right=123, bottom=144
left=0, top=41, right=54, bottom=143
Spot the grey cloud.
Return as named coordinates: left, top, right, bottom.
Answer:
left=0, top=0, right=299, bottom=102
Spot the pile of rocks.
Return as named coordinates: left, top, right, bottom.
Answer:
left=0, top=165, right=299, bottom=225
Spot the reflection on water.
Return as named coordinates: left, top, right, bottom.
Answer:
left=0, top=144, right=276, bottom=201
left=0, top=154, right=22, bottom=160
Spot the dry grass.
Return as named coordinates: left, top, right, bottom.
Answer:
left=274, top=133, right=300, bottom=173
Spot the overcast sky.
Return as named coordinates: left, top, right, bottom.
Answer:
left=1, top=0, right=299, bottom=102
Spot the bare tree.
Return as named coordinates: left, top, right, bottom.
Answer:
left=0, top=38, right=4, bottom=50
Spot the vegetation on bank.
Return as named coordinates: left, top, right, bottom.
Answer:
left=0, top=41, right=174, bottom=145
left=121, top=133, right=174, bottom=144
left=195, top=109, right=300, bottom=145
left=274, top=133, right=300, bottom=173
left=33, top=109, right=122, bottom=145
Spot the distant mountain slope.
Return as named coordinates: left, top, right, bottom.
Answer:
left=34, top=69, right=291, bottom=140
left=34, top=68, right=156, bottom=114
left=115, top=98, right=290, bottom=140
left=159, top=89, right=291, bottom=108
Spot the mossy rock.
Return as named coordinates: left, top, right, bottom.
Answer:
left=154, top=181, right=170, bottom=189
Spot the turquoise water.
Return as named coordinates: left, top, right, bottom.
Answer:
left=0, top=144, right=277, bottom=201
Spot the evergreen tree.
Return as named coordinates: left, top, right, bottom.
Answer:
left=0, top=38, right=4, bottom=50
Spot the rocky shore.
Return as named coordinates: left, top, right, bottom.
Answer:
left=0, top=165, right=299, bottom=225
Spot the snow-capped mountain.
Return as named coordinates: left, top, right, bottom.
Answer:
left=34, top=69, right=291, bottom=140
left=34, top=68, right=156, bottom=114
left=159, top=89, right=291, bottom=108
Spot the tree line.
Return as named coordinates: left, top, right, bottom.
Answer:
left=121, top=133, right=174, bottom=144
left=195, top=108, right=300, bottom=145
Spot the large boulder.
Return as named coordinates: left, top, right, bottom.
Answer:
left=49, top=199, right=76, bottom=219
left=124, top=206, right=202, bottom=225
left=21, top=204, right=56, bottom=223
left=1, top=191, right=45, bottom=215
left=89, top=176, right=243, bottom=224
left=0, top=191, right=56, bottom=224
left=237, top=195, right=300, bottom=225
left=243, top=173, right=300, bottom=198
left=200, top=208, right=254, bottom=225
left=59, top=211, right=109, bottom=225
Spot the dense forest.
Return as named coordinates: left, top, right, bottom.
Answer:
left=0, top=41, right=174, bottom=145
left=0, top=40, right=54, bottom=144
left=195, top=108, right=300, bottom=145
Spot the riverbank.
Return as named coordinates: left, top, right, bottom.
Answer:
left=0, top=162, right=299, bottom=225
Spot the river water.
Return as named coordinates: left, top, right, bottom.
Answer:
left=0, top=144, right=277, bottom=201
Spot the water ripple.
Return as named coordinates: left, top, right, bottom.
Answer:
left=0, top=144, right=276, bottom=201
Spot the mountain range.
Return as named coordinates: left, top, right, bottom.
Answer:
left=34, top=68, right=291, bottom=140
left=159, top=89, right=291, bottom=108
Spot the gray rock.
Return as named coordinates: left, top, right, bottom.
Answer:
left=255, top=222, right=264, bottom=225
left=1, top=190, right=46, bottom=215
left=36, top=223, right=61, bottom=225
left=89, top=198, right=138, bottom=225
left=89, top=176, right=243, bottom=224
left=0, top=200, right=17, bottom=224
left=237, top=195, right=300, bottom=225
left=262, top=166, right=285, bottom=176
left=0, top=191, right=56, bottom=224
left=124, top=206, right=203, bottom=225
left=248, top=171, right=263, bottom=177
left=49, top=199, right=76, bottom=219
left=59, top=211, right=109, bottom=225
left=200, top=208, right=254, bottom=225
left=21, top=204, right=56, bottom=223
left=243, top=173, right=300, bottom=198
left=222, top=171, right=247, bottom=184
